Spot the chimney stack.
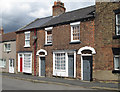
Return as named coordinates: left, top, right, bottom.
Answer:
left=52, top=0, right=66, bottom=16
left=0, top=26, right=4, bottom=35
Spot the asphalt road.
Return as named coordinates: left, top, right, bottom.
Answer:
left=2, top=77, right=117, bottom=92
left=2, top=77, right=95, bottom=90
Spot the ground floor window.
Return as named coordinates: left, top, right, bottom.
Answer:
left=18, top=53, right=32, bottom=73
left=114, top=55, right=120, bottom=70
left=24, top=54, right=32, bottom=71
left=53, top=50, right=76, bottom=78
left=0, top=59, right=6, bottom=68
left=55, top=53, right=66, bottom=70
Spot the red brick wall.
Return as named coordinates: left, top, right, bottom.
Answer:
left=16, top=30, right=35, bottom=75
left=95, top=2, right=120, bottom=71
left=36, top=19, right=95, bottom=78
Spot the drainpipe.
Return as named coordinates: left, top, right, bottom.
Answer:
left=34, top=28, right=37, bottom=76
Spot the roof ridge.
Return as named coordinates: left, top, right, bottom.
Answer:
left=62, top=5, right=95, bottom=15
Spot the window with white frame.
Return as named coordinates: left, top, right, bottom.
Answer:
left=114, top=55, right=120, bottom=70
left=4, top=43, right=11, bottom=52
left=24, top=54, right=32, bottom=70
left=24, top=31, right=30, bottom=47
left=70, top=22, right=80, bottom=42
left=53, top=51, right=76, bottom=77
left=0, top=59, right=6, bottom=68
left=45, top=27, right=53, bottom=45
left=55, top=53, right=66, bottom=70
left=116, top=14, right=120, bottom=35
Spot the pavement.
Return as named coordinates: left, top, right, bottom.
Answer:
left=2, top=72, right=120, bottom=91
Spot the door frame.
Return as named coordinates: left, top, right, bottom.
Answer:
left=68, top=54, right=74, bottom=78
left=36, top=49, right=47, bottom=76
left=39, top=56, right=45, bottom=76
left=78, top=46, right=96, bottom=81
left=9, top=59, right=14, bottom=73
left=18, top=53, right=23, bottom=72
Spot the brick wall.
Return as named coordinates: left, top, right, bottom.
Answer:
left=94, top=2, right=120, bottom=80
left=36, top=19, right=95, bottom=78
left=16, top=30, right=35, bottom=75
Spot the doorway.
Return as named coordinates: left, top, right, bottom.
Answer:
left=68, top=55, right=74, bottom=78
left=9, top=59, right=14, bottom=73
left=39, top=57, right=45, bottom=76
left=82, top=56, right=92, bottom=81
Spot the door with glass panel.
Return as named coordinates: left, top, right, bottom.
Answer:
left=9, top=59, right=14, bottom=73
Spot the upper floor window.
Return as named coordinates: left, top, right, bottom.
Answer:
left=45, top=27, right=53, bottom=45
left=24, top=31, right=30, bottom=47
left=116, top=14, right=120, bottom=35
left=4, top=43, right=11, bottom=52
left=70, top=22, right=80, bottom=42
left=114, top=55, right=120, bottom=70
left=0, top=59, right=6, bottom=68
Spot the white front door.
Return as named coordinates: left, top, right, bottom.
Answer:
left=9, top=59, right=14, bottom=73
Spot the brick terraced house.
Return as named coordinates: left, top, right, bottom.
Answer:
left=0, top=27, right=16, bottom=73
left=16, top=1, right=120, bottom=81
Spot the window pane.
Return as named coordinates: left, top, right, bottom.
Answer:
left=4, top=44, right=11, bottom=51
left=24, top=54, right=31, bottom=69
left=72, top=25, right=80, bottom=41
left=55, top=53, right=66, bottom=70
left=47, top=31, right=52, bottom=44
left=25, top=33, right=30, bottom=40
left=0, top=59, right=6, bottom=68
left=118, top=25, right=120, bottom=34
left=114, top=57, right=120, bottom=70
left=25, top=32, right=30, bottom=46
left=25, top=40, right=30, bottom=46
left=118, top=14, right=120, bottom=24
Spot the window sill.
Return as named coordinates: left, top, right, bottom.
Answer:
left=69, top=41, right=81, bottom=44
left=0, top=67, right=6, bottom=69
left=4, top=50, right=11, bottom=53
left=113, top=35, right=120, bottom=39
left=44, top=44, right=52, bottom=46
left=24, top=46, right=31, bottom=48
left=112, top=70, right=120, bottom=74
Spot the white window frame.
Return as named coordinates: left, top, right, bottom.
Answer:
left=54, top=53, right=66, bottom=71
left=24, top=31, right=30, bottom=47
left=45, top=27, right=53, bottom=45
left=116, top=14, right=120, bottom=35
left=0, top=59, right=6, bottom=68
left=4, top=43, right=11, bottom=52
left=18, top=53, right=32, bottom=73
left=114, top=55, right=120, bottom=70
left=53, top=50, right=76, bottom=78
left=70, top=22, right=80, bottom=42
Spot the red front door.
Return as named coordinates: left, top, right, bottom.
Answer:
left=20, top=57, right=22, bottom=72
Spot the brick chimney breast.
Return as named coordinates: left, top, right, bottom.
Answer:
left=52, top=0, right=66, bottom=16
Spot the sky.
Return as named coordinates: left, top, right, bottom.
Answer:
left=0, top=0, right=95, bottom=33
